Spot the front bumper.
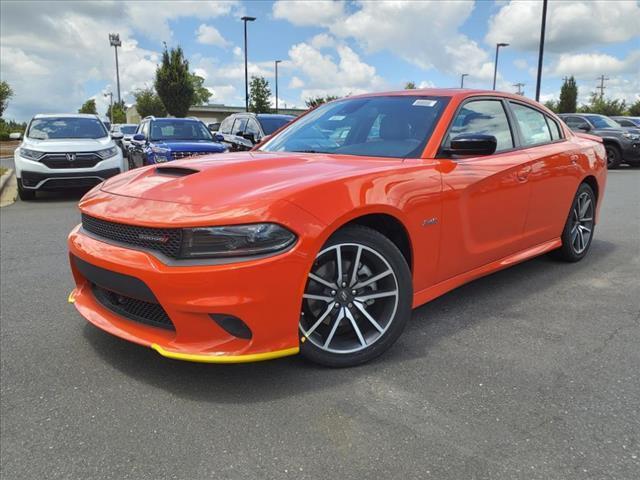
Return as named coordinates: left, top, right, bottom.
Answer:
left=68, top=225, right=311, bottom=362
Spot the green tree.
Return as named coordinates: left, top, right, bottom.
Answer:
left=78, top=99, right=97, bottom=114
left=155, top=46, right=194, bottom=117
left=106, top=100, right=127, bottom=123
left=0, top=81, right=13, bottom=118
left=579, top=93, right=627, bottom=116
left=190, top=73, right=212, bottom=106
left=627, top=99, right=640, bottom=116
left=248, top=75, right=272, bottom=113
left=404, top=81, right=417, bottom=90
left=304, top=95, right=339, bottom=109
left=133, top=87, right=167, bottom=118
left=558, top=76, right=578, bottom=113
left=544, top=99, right=559, bottom=113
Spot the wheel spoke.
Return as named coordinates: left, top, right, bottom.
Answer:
left=323, top=308, right=344, bottom=348
left=303, top=302, right=336, bottom=337
left=579, top=197, right=591, bottom=218
left=579, top=224, right=592, bottom=234
left=335, top=245, right=343, bottom=284
left=349, top=245, right=362, bottom=287
left=308, top=272, right=336, bottom=289
left=578, top=229, right=585, bottom=251
left=345, top=307, right=366, bottom=347
left=355, top=290, right=398, bottom=302
left=303, top=293, right=334, bottom=302
left=353, top=301, right=384, bottom=333
left=353, top=269, right=393, bottom=290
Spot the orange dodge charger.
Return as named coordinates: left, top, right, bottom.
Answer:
left=68, top=89, right=606, bottom=367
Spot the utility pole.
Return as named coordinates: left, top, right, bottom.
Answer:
left=596, top=75, right=609, bottom=99
left=108, top=34, right=122, bottom=104
left=460, top=73, right=469, bottom=88
left=493, top=43, right=509, bottom=90
left=534, top=0, right=548, bottom=101
left=275, top=60, right=281, bottom=113
left=513, top=83, right=525, bottom=95
left=241, top=16, right=256, bottom=112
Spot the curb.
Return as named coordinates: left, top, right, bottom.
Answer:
left=0, top=168, right=14, bottom=194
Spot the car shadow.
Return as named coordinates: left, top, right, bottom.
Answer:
left=26, top=189, right=89, bottom=203
left=83, top=239, right=618, bottom=404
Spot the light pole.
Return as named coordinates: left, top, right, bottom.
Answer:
left=241, top=16, right=256, bottom=112
left=104, top=92, right=113, bottom=125
left=108, top=33, right=122, bottom=104
left=535, top=0, right=548, bottom=101
left=274, top=60, right=281, bottom=113
left=460, top=73, right=469, bottom=88
left=492, top=42, right=509, bottom=90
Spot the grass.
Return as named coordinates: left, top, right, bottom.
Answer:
left=0, top=167, right=7, bottom=176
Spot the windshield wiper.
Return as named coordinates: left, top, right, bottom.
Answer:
left=290, top=149, right=326, bottom=153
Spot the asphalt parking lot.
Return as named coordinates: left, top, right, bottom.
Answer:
left=1, top=169, right=639, bottom=480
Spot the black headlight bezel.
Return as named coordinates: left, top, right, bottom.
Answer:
left=179, top=223, right=297, bottom=259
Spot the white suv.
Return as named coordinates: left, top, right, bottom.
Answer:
left=14, top=113, right=126, bottom=200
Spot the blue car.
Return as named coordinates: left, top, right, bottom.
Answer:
left=128, top=116, right=227, bottom=168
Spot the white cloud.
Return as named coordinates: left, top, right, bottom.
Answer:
left=196, top=24, right=229, bottom=47
left=273, top=0, right=345, bottom=26
left=514, top=59, right=529, bottom=70
left=486, top=1, right=640, bottom=52
left=310, top=33, right=336, bottom=50
left=549, top=51, right=640, bottom=77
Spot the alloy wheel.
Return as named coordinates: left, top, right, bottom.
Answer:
left=570, top=191, right=594, bottom=254
left=300, top=243, right=399, bottom=354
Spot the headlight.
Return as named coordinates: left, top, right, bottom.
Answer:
left=19, top=148, right=44, bottom=160
left=151, top=146, right=170, bottom=163
left=96, top=146, right=119, bottom=159
left=622, top=132, right=640, bottom=141
left=180, top=223, right=296, bottom=259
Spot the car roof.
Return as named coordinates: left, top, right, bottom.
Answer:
left=256, top=114, right=295, bottom=120
left=33, top=113, right=100, bottom=119
left=152, top=117, right=200, bottom=122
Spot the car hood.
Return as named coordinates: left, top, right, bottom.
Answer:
left=99, top=151, right=400, bottom=208
left=592, top=128, right=627, bottom=136
left=21, top=137, right=114, bottom=152
left=153, top=140, right=226, bottom=152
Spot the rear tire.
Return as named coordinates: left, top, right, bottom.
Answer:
left=555, top=183, right=595, bottom=262
left=299, top=225, right=412, bottom=367
left=17, top=179, right=36, bottom=201
left=605, top=144, right=622, bottom=169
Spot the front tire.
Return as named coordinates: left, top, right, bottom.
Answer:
left=299, top=225, right=412, bottom=367
left=17, top=179, right=36, bottom=201
left=555, top=183, right=596, bottom=262
left=605, top=144, right=622, bottom=169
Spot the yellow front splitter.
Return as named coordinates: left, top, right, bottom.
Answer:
left=151, top=343, right=299, bottom=364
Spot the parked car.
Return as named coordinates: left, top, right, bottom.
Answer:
left=14, top=113, right=125, bottom=200
left=610, top=116, right=640, bottom=128
left=110, top=123, right=138, bottom=162
left=127, top=117, right=227, bottom=168
left=216, top=113, right=295, bottom=151
left=68, top=89, right=607, bottom=367
left=558, top=113, right=640, bottom=168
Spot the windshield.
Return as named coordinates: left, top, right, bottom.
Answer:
left=150, top=120, right=213, bottom=141
left=260, top=96, right=448, bottom=158
left=119, top=125, right=137, bottom=134
left=258, top=116, right=294, bottom=135
left=27, top=117, right=108, bottom=140
left=585, top=115, right=620, bottom=129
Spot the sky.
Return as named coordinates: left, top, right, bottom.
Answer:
left=1, top=0, right=639, bottom=122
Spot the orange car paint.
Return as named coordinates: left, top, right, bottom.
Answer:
left=68, top=89, right=607, bottom=362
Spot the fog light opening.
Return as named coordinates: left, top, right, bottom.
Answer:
left=209, top=314, right=252, bottom=340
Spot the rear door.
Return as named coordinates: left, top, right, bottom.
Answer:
left=508, top=102, right=580, bottom=244
left=436, top=97, right=533, bottom=281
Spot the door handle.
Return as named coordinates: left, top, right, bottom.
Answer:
left=517, top=166, right=532, bottom=182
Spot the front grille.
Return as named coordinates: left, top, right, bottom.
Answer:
left=45, top=178, right=102, bottom=188
left=171, top=151, right=212, bottom=160
left=81, top=214, right=183, bottom=258
left=92, top=284, right=174, bottom=330
left=40, top=153, right=102, bottom=169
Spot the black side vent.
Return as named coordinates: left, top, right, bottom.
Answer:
left=155, top=166, right=199, bottom=177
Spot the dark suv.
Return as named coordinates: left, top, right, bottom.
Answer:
left=216, top=113, right=295, bottom=151
left=558, top=113, right=640, bottom=168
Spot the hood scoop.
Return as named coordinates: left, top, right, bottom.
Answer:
left=154, top=166, right=200, bottom=177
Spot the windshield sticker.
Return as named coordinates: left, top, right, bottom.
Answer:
left=413, top=99, right=438, bottom=107
left=328, top=115, right=346, bottom=121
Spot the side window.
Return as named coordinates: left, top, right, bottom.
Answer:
left=231, top=118, right=248, bottom=135
left=618, top=119, right=632, bottom=127
left=564, top=116, right=588, bottom=130
left=245, top=119, right=261, bottom=138
left=510, top=103, right=552, bottom=146
left=447, top=100, right=514, bottom=152
left=141, top=121, right=150, bottom=138
left=546, top=116, right=562, bottom=141
left=218, top=117, right=234, bottom=134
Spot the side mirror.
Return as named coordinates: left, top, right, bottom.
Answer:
left=9, top=132, right=22, bottom=140
left=132, top=133, right=146, bottom=143
left=448, top=134, right=497, bottom=156
left=111, top=132, right=124, bottom=140
left=242, top=132, right=257, bottom=144
left=213, top=133, right=225, bottom=142
left=578, top=123, right=591, bottom=132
